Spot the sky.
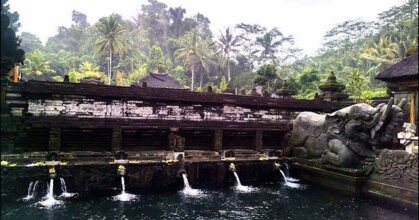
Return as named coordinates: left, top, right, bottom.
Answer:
left=9, top=0, right=404, bottom=56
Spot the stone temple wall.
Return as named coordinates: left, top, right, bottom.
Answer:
left=1, top=81, right=350, bottom=154
left=27, top=99, right=284, bottom=123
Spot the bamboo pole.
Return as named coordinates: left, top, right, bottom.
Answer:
left=410, top=92, right=416, bottom=124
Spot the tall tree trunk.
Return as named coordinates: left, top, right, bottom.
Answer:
left=227, top=53, right=231, bottom=82
left=191, top=67, right=195, bottom=92
left=108, top=47, right=112, bottom=85
left=199, top=71, right=203, bottom=88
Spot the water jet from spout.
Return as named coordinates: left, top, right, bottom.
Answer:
left=181, top=173, right=203, bottom=197
left=59, top=178, right=77, bottom=198
left=233, top=172, right=254, bottom=193
left=37, top=178, right=63, bottom=208
left=279, top=169, right=302, bottom=189
left=21, top=180, right=39, bottom=201
left=112, top=176, right=138, bottom=202
left=282, top=163, right=300, bottom=183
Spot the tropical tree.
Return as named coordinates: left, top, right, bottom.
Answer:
left=1, top=0, right=21, bottom=31
left=68, top=61, right=106, bottom=83
left=21, top=49, right=55, bottom=76
left=255, top=28, right=294, bottom=64
left=19, top=32, right=43, bottom=53
left=235, top=23, right=266, bottom=70
left=253, top=64, right=280, bottom=92
left=218, top=27, right=240, bottom=82
left=360, top=36, right=409, bottom=68
left=94, top=14, right=127, bottom=85
left=127, top=63, right=148, bottom=84
left=169, top=7, right=186, bottom=38
left=147, top=45, right=165, bottom=72
left=175, top=29, right=215, bottom=91
left=347, top=68, right=368, bottom=103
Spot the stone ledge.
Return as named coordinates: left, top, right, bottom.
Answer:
left=292, top=161, right=418, bottom=210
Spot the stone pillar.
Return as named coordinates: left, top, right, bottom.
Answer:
left=255, top=130, right=263, bottom=151
left=168, top=128, right=178, bottom=151
left=49, top=128, right=61, bottom=152
left=111, top=127, right=122, bottom=152
left=213, top=130, right=223, bottom=151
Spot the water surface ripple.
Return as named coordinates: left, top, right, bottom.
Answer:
left=1, top=182, right=416, bottom=220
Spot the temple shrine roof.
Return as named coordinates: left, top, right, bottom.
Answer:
left=134, top=72, right=185, bottom=89
left=376, top=53, right=418, bottom=83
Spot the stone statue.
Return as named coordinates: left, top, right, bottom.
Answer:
left=287, top=98, right=406, bottom=167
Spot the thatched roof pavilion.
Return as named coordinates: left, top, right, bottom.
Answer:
left=376, top=53, right=418, bottom=125
left=376, top=53, right=418, bottom=88
left=134, top=72, right=185, bottom=89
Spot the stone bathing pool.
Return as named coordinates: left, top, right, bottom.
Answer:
left=1, top=81, right=417, bottom=219
left=1, top=174, right=417, bottom=220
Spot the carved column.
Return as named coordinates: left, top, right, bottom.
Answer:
left=111, top=127, right=122, bottom=152
left=255, top=130, right=263, bottom=151
left=48, top=128, right=61, bottom=152
left=213, top=130, right=223, bottom=151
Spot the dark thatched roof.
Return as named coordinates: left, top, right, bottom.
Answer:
left=134, top=72, right=185, bottom=89
left=21, top=73, right=55, bottom=82
left=375, top=53, right=418, bottom=83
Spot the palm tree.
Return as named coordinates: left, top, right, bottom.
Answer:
left=21, top=49, right=55, bottom=76
left=94, top=14, right=127, bottom=85
left=255, top=28, right=294, bottom=64
left=218, top=27, right=240, bottom=82
left=79, top=61, right=107, bottom=81
left=360, top=36, right=409, bottom=68
left=175, top=29, right=215, bottom=91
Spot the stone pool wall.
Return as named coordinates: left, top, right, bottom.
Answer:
left=1, top=160, right=280, bottom=197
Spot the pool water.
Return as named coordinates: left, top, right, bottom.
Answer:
left=1, top=181, right=416, bottom=220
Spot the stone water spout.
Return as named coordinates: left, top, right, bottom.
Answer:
left=229, top=163, right=236, bottom=172
left=113, top=165, right=138, bottom=201
left=117, top=165, right=126, bottom=176
left=48, top=167, right=56, bottom=179
left=273, top=162, right=282, bottom=170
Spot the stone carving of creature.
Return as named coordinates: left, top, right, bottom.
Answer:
left=288, top=98, right=406, bottom=167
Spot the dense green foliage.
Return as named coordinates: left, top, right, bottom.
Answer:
left=8, top=0, right=418, bottom=100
